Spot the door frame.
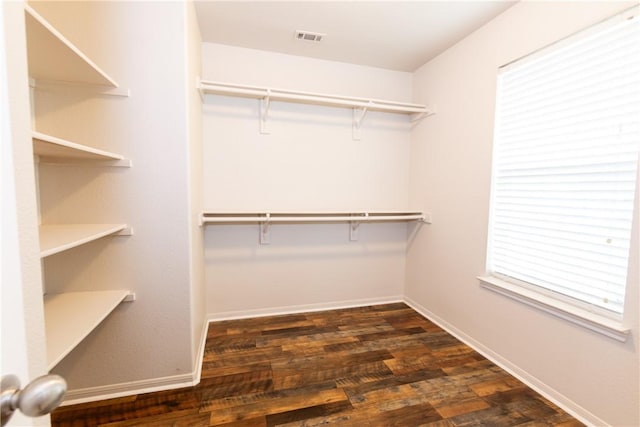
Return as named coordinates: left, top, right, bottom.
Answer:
left=1, top=1, right=49, bottom=425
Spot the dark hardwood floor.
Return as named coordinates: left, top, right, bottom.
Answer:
left=52, top=303, right=583, bottom=426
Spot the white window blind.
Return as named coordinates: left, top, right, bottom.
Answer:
left=488, top=8, right=640, bottom=316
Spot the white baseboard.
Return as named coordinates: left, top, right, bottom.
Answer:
left=61, top=372, right=197, bottom=407
left=403, top=296, right=608, bottom=427
left=207, top=295, right=404, bottom=322
left=62, top=322, right=211, bottom=407
left=191, top=318, right=209, bottom=387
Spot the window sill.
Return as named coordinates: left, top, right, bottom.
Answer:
left=477, top=275, right=630, bottom=342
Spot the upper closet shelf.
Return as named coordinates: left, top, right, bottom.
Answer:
left=40, top=224, right=132, bottom=258
left=199, top=80, right=430, bottom=114
left=33, top=132, right=131, bottom=166
left=201, top=211, right=430, bottom=244
left=25, top=5, right=118, bottom=88
left=198, top=80, right=434, bottom=139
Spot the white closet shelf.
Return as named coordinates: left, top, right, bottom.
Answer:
left=201, top=211, right=429, bottom=224
left=202, top=211, right=430, bottom=244
left=44, top=290, right=133, bottom=369
left=25, top=5, right=118, bottom=87
left=199, top=80, right=431, bottom=115
left=33, top=132, right=131, bottom=166
left=40, top=224, right=131, bottom=258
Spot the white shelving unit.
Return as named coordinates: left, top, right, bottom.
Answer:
left=199, top=80, right=434, bottom=139
left=39, top=224, right=129, bottom=258
left=44, top=291, right=132, bottom=369
left=25, top=4, right=132, bottom=370
left=33, top=132, right=131, bottom=166
left=202, top=211, right=430, bottom=243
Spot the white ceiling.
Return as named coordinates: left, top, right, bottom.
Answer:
left=194, top=1, right=516, bottom=72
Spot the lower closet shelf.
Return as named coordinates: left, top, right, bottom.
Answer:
left=40, top=224, right=129, bottom=257
left=44, top=290, right=131, bottom=370
left=201, top=211, right=429, bottom=224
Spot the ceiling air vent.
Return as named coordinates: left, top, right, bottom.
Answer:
left=294, top=30, right=325, bottom=42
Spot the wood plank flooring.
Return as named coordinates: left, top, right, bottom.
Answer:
left=52, top=303, right=583, bottom=426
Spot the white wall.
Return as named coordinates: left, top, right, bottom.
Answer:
left=407, top=2, right=639, bottom=426
left=202, top=43, right=413, bottom=101
left=31, top=1, right=199, bottom=394
left=202, top=43, right=415, bottom=318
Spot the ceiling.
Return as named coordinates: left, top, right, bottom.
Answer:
left=194, top=1, right=516, bottom=72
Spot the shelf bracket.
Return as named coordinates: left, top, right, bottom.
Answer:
left=410, top=107, right=436, bottom=123
left=115, top=226, right=134, bottom=236
left=349, top=220, right=360, bottom=241
left=260, top=90, right=271, bottom=134
left=349, top=213, right=367, bottom=241
left=259, top=214, right=271, bottom=244
left=105, top=159, right=132, bottom=168
left=352, top=102, right=371, bottom=140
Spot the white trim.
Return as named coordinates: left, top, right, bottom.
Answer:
left=207, top=296, right=403, bottom=322
left=191, top=318, right=209, bottom=387
left=403, top=295, right=609, bottom=427
left=478, top=275, right=630, bottom=342
left=61, top=372, right=196, bottom=406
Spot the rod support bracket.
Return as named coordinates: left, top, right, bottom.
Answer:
left=352, top=102, right=372, bottom=140
left=260, top=89, right=271, bottom=134
left=349, top=221, right=360, bottom=241
left=260, top=214, right=271, bottom=244
left=410, top=106, right=436, bottom=123
left=349, top=213, right=368, bottom=241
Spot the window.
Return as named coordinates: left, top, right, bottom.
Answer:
left=481, top=6, right=640, bottom=338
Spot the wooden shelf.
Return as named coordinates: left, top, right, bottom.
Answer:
left=25, top=5, right=118, bottom=87
left=44, top=290, right=130, bottom=369
left=40, top=224, right=128, bottom=258
left=33, top=132, right=130, bottom=166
